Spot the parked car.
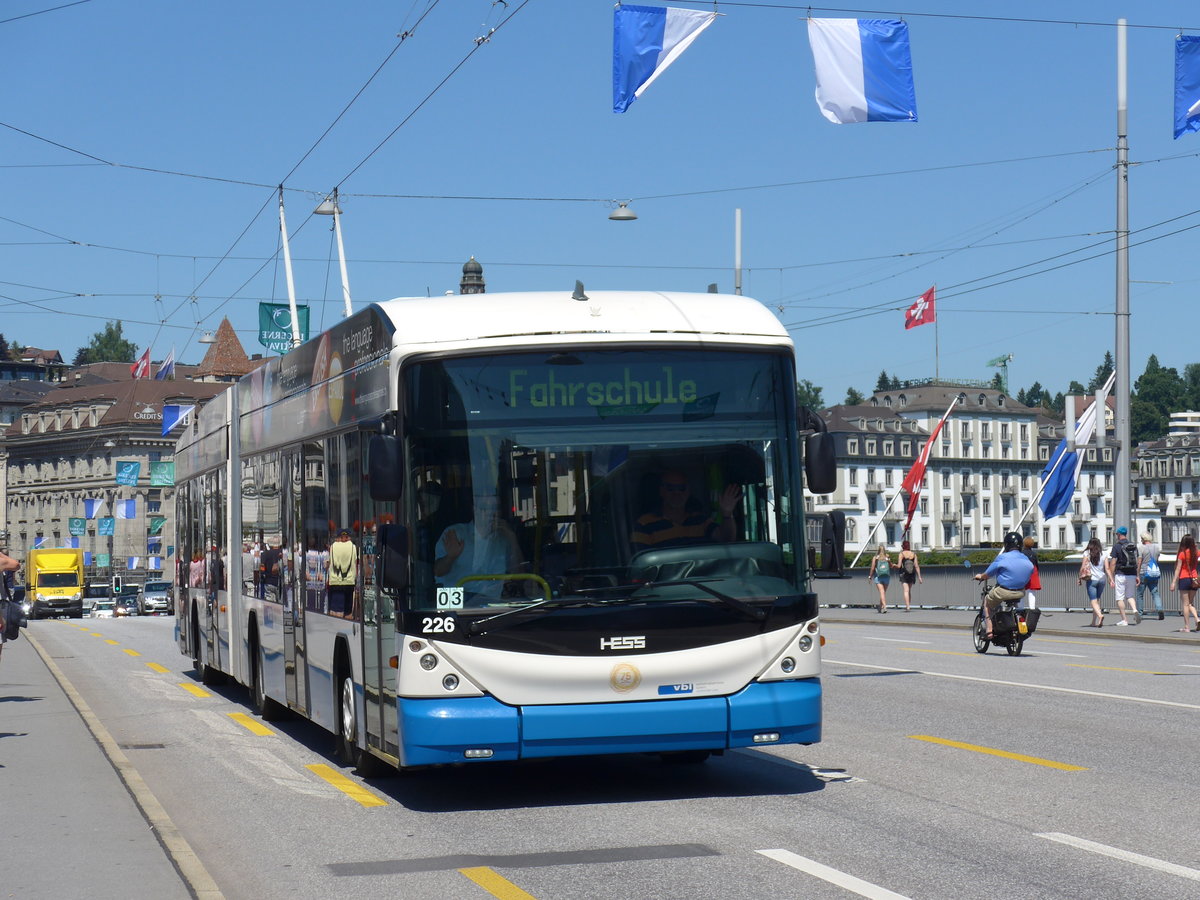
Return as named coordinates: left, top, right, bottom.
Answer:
left=92, top=598, right=116, bottom=618
left=139, top=580, right=172, bottom=615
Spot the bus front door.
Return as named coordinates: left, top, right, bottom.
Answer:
left=282, top=450, right=307, bottom=713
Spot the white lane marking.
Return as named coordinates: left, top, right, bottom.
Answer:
left=758, top=849, right=912, bottom=899
left=824, top=659, right=1200, bottom=710
left=1182, top=664, right=1200, bottom=669
left=863, top=636, right=932, bottom=644
left=1036, top=833, right=1200, bottom=882
left=1029, top=651, right=1088, bottom=658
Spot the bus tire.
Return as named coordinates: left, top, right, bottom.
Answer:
left=335, top=670, right=358, bottom=767
left=251, top=641, right=284, bottom=721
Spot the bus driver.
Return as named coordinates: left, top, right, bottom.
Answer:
left=631, top=470, right=741, bottom=551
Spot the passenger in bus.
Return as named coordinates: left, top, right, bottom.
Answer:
left=259, top=539, right=283, bottom=601
left=434, top=495, right=524, bottom=601
left=328, top=528, right=359, bottom=616
left=631, top=470, right=741, bottom=551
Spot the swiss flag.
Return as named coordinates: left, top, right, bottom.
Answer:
left=904, top=286, right=936, bottom=329
left=131, top=348, right=151, bottom=379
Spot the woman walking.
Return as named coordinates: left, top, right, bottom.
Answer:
left=897, top=540, right=921, bottom=611
left=869, top=545, right=893, bottom=613
left=1170, top=533, right=1199, bottom=633
left=1078, top=537, right=1107, bottom=627
left=1137, top=532, right=1163, bottom=621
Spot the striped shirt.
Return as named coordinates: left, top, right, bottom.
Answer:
left=632, top=512, right=717, bottom=549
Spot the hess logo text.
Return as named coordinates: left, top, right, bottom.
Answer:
left=600, top=635, right=645, bottom=650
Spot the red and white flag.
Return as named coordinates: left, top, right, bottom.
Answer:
left=902, top=394, right=960, bottom=533
left=131, top=348, right=151, bottom=379
left=904, top=286, right=936, bottom=329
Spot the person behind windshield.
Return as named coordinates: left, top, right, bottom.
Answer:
left=434, top=495, right=524, bottom=600
left=972, top=531, right=1034, bottom=639
left=631, top=470, right=741, bottom=551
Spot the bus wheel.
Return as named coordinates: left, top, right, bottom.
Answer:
left=335, top=673, right=358, bottom=767
left=252, top=645, right=283, bottom=721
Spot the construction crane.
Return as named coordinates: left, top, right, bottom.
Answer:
left=987, top=353, right=1013, bottom=394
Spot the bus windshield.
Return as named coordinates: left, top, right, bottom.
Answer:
left=402, top=347, right=803, bottom=615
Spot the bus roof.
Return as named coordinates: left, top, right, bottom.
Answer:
left=374, top=290, right=790, bottom=346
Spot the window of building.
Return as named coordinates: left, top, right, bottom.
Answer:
left=1086, top=448, right=1096, bottom=461
left=1059, top=527, right=1067, bottom=546
left=1000, top=423, right=1010, bottom=440
left=1040, top=446, right=1050, bottom=460
left=1102, top=448, right=1112, bottom=462
left=883, top=440, right=894, bottom=456
left=941, top=470, right=950, bottom=488
left=865, top=439, right=877, bottom=455
left=964, top=525, right=973, bottom=544
left=884, top=469, right=894, bottom=487
left=1020, top=424, right=1029, bottom=442
left=942, top=498, right=951, bottom=514
left=901, top=441, right=911, bottom=456
left=1043, top=526, right=1050, bottom=546
left=982, top=499, right=991, bottom=516
left=848, top=438, right=859, bottom=455
left=983, top=525, right=992, bottom=542
left=921, top=526, right=929, bottom=545
left=981, top=472, right=991, bottom=488
left=981, top=423, right=991, bottom=440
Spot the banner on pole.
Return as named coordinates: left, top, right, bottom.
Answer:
left=259, top=302, right=309, bottom=353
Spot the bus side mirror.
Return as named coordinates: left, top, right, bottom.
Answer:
left=376, top=523, right=409, bottom=591
left=368, top=434, right=403, bottom=502
left=819, top=511, right=846, bottom=576
left=804, top=432, right=836, bottom=495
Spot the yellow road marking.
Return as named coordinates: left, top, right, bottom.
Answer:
left=305, top=764, right=387, bottom=808
left=146, top=663, right=170, bottom=674
left=459, top=867, right=538, bottom=900
left=229, top=712, right=275, bottom=736
left=123, top=648, right=141, bottom=657
left=179, top=683, right=212, bottom=698
left=905, top=648, right=978, bottom=657
left=89, top=632, right=103, bottom=637
left=909, top=734, right=1087, bottom=771
left=105, top=639, right=120, bottom=645
left=1068, top=663, right=1173, bottom=676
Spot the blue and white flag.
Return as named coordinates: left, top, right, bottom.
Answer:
left=162, top=404, right=194, bottom=437
left=1039, top=373, right=1114, bottom=519
left=83, top=497, right=105, bottom=519
left=148, top=557, right=162, bottom=571
left=115, top=499, right=137, bottom=519
left=807, top=19, right=917, bottom=124
left=128, top=556, right=141, bottom=570
left=33, top=536, right=46, bottom=549
left=613, top=4, right=717, bottom=113
left=154, top=346, right=176, bottom=380
left=1175, top=35, right=1200, bottom=138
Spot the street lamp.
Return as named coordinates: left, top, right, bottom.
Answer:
left=608, top=201, right=637, bottom=221
left=314, top=188, right=353, bottom=318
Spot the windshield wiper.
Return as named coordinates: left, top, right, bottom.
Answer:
left=466, top=593, right=639, bottom=635
left=638, top=578, right=768, bottom=623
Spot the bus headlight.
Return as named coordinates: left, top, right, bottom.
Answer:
left=798, top=635, right=814, bottom=653
left=780, top=657, right=796, bottom=673
left=442, top=674, right=459, bottom=691
left=419, top=653, right=438, bottom=671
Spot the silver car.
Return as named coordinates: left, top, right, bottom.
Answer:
left=139, top=580, right=172, bottom=615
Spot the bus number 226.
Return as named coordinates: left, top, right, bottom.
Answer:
left=421, top=616, right=456, bottom=634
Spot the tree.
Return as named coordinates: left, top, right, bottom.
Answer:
left=0, top=333, right=9, bottom=362
left=1182, top=363, right=1200, bottom=410
left=1131, top=354, right=1183, bottom=443
left=1088, top=352, right=1114, bottom=391
left=990, top=372, right=1004, bottom=391
left=874, top=370, right=892, bottom=392
left=796, top=379, right=824, bottom=410
left=844, top=386, right=866, bottom=405
left=74, top=321, right=138, bottom=366
left=1067, top=380, right=1086, bottom=395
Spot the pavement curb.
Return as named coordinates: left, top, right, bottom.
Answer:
left=27, top=632, right=226, bottom=900
left=820, top=609, right=1197, bottom=646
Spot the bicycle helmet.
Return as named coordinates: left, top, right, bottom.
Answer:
left=1003, top=531, right=1023, bottom=551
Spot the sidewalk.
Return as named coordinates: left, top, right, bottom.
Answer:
left=0, top=634, right=192, bottom=900
left=820, top=603, right=1199, bottom=645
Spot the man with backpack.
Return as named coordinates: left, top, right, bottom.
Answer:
left=1105, top=526, right=1141, bottom=626
left=1137, top=531, right=1164, bottom=621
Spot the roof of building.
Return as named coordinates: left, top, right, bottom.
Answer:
left=16, top=347, right=64, bottom=365
left=194, top=318, right=263, bottom=379
left=0, top=380, right=57, bottom=405
left=866, top=384, right=1040, bottom=416
left=64, top=361, right=201, bottom=387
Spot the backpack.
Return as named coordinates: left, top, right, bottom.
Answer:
left=875, top=558, right=890, bottom=577
left=902, top=556, right=916, bottom=575
left=2, top=600, right=23, bottom=642
left=1144, top=555, right=1160, bottom=579
left=1119, top=541, right=1139, bottom=573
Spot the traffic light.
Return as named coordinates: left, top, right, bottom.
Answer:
left=112, top=574, right=122, bottom=594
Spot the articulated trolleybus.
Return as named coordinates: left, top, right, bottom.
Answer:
left=175, top=288, right=837, bottom=771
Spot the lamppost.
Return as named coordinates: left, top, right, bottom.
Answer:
left=314, top=189, right=353, bottom=318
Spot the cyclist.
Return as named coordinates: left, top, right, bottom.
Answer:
left=972, top=531, right=1034, bottom=640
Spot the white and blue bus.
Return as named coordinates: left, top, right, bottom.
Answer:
left=175, top=288, right=836, bottom=771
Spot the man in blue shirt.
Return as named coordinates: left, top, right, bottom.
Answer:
left=973, top=531, right=1034, bottom=638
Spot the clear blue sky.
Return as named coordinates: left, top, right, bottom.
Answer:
left=3, top=1, right=1198, bottom=405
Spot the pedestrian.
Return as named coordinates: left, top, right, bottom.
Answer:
left=328, top=528, right=359, bottom=617
left=0, top=548, right=23, bottom=665
left=897, top=540, right=921, bottom=611
left=1170, top=533, right=1199, bottom=633
left=869, top=544, right=892, bottom=613
left=1105, top=526, right=1141, bottom=626
left=1137, top=532, right=1163, bottom=621
left=1022, top=536, right=1041, bottom=610
left=1078, top=537, right=1107, bottom=627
